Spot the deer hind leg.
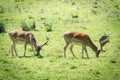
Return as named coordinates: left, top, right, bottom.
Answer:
left=82, top=44, right=86, bottom=58
left=64, top=42, right=70, bottom=58
left=70, top=45, right=76, bottom=58
left=12, top=42, right=18, bottom=56
left=24, top=43, right=27, bottom=57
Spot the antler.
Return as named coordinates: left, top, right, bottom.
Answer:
left=41, top=34, right=50, bottom=47
left=99, top=35, right=109, bottom=51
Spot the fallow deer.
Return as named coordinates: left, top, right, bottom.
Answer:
left=8, top=30, right=49, bottom=57
left=63, top=31, right=109, bottom=58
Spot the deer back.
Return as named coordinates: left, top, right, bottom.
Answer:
left=8, top=30, right=35, bottom=44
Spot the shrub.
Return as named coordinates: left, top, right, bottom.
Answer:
left=45, top=26, right=52, bottom=32
left=30, top=20, right=36, bottom=31
left=0, top=22, right=5, bottom=33
left=110, top=60, right=116, bottom=63
left=14, top=0, right=24, bottom=2
left=72, top=2, right=76, bottom=5
left=0, top=6, right=4, bottom=13
left=21, top=20, right=36, bottom=31
left=28, top=15, right=34, bottom=19
left=92, top=9, right=97, bottom=15
left=21, top=21, right=30, bottom=31
left=43, top=22, right=52, bottom=32
left=70, top=66, right=77, bottom=69
left=72, top=14, right=79, bottom=18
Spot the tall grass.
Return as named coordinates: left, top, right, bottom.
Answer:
left=0, top=22, right=5, bottom=33
left=43, top=21, right=52, bottom=32
left=21, top=19, right=36, bottom=31
left=29, top=19, right=36, bottom=31
left=0, top=6, right=4, bottom=13
left=21, top=21, right=30, bottom=31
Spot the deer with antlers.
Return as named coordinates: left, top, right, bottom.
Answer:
left=63, top=31, right=109, bottom=58
left=8, top=30, right=49, bottom=57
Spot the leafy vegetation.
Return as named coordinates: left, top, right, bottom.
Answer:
left=21, top=19, right=36, bottom=31
left=0, top=6, right=4, bottom=13
left=43, top=22, right=52, bottom=32
left=0, top=21, right=5, bottom=33
left=0, top=0, right=120, bottom=80
left=29, top=19, right=36, bottom=31
left=21, top=20, right=30, bottom=31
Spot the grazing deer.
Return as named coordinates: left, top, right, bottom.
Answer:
left=8, top=30, right=49, bottom=57
left=63, top=31, right=109, bottom=58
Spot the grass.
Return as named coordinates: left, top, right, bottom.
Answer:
left=0, top=0, right=120, bottom=80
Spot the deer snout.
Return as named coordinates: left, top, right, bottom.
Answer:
left=96, top=49, right=101, bottom=58
left=35, top=46, right=41, bottom=56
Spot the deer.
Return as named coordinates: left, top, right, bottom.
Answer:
left=8, top=30, right=49, bottom=57
left=63, top=31, right=109, bottom=59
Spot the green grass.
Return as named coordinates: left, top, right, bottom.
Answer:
left=0, top=0, right=120, bottom=80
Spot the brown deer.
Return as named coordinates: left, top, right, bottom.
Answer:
left=8, top=30, right=49, bottom=57
left=63, top=31, right=109, bottom=58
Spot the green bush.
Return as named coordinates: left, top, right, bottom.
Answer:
left=21, top=20, right=36, bottom=31
left=0, top=6, right=4, bottom=13
left=21, top=21, right=30, bottom=31
left=43, top=22, right=52, bottom=32
left=0, top=22, right=5, bottom=33
left=14, top=0, right=24, bottom=2
left=72, top=14, right=79, bottom=18
left=30, top=20, right=36, bottom=31
left=45, top=26, right=52, bottom=32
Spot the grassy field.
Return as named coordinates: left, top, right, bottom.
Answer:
left=0, top=0, right=120, bottom=80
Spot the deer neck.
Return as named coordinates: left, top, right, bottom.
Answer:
left=33, top=41, right=39, bottom=48
left=87, top=39, right=98, bottom=53
left=90, top=43, right=98, bottom=53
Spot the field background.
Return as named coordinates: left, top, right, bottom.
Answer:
left=0, top=0, right=120, bottom=80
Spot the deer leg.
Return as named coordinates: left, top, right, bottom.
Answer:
left=24, top=43, right=27, bottom=57
left=82, top=44, right=85, bottom=58
left=31, top=44, right=36, bottom=56
left=84, top=46, right=89, bottom=59
left=11, top=44, right=14, bottom=56
left=64, top=42, right=69, bottom=58
left=70, top=45, right=76, bottom=58
left=13, top=43, right=18, bottom=56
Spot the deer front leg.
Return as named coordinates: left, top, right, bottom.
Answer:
left=31, top=44, right=36, bottom=56
left=11, top=44, right=14, bottom=56
left=84, top=46, right=89, bottom=59
left=82, top=44, right=89, bottom=59
left=24, top=43, right=27, bottom=57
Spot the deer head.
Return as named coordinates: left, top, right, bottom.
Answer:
left=35, top=34, right=50, bottom=57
